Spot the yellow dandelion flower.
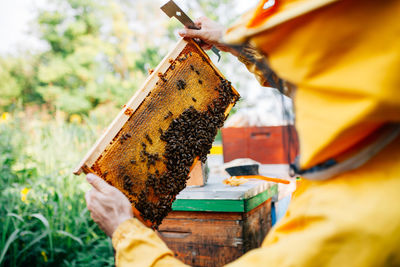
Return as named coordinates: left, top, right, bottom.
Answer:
left=70, top=114, right=82, bottom=124
left=0, top=112, right=10, bottom=123
left=41, top=251, right=48, bottom=262
left=20, top=187, right=31, bottom=202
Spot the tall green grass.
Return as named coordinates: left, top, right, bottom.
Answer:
left=0, top=112, right=115, bottom=266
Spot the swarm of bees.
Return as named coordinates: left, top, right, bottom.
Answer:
left=134, top=77, right=239, bottom=226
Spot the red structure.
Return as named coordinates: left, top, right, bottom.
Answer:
left=221, top=126, right=299, bottom=164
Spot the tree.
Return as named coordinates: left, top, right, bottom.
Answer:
left=34, top=0, right=145, bottom=115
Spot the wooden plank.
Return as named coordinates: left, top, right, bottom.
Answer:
left=242, top=199, right=272, bottom=252
left=186, top=161, right=205, bottom=186
left=158, top=218, right=242, bottom=246
left=163, top=211, right=242, bottom=221
left=165, top=242, right=243, bottom=267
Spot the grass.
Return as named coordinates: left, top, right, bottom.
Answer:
left=0, top=110, right=116, bottom=266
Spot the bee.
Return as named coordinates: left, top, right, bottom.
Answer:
left=148, top=68, right=154, bottom=75
left=140, top=151, right=146, bottom=162
left=145, top=134, right=153, bottom=145
left=124, top=108, right=133, bottom=116
left=164, top=111, right=173, bottom=120
left=177, top=79, right=186, bottom=90
left=178, top=55, right=187, bottom=62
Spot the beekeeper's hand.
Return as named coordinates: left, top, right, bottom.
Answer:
left=178, top=16, right=239, bottom=56
left=85, top=173, right=133, bottom=237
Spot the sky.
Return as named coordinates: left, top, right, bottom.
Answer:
left=0, top=0, right=47, bottom=54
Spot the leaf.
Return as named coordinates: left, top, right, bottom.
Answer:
left=56, top=230, right=83, bottom=246
left=7, top=212, right=24, bottom=222
left=17, top=230, right=49, bottom=257
left=31, top=213, right=50, bottom=229
left=0, top=229, right=20, bottom=264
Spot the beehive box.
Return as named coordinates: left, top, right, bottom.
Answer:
left=222, top=126, right=299, bottom=164
left=74, top=38, right=239, bottom=227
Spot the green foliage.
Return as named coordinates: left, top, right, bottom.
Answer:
left=0, top=60, right=21, bottom=107
left=0, top=0, right=151, bottom=115
left=0, top=115, right=114, bottom=266
left=34, top=0, right=143, bottom=115
left=0, top=56, right=42, bottom=110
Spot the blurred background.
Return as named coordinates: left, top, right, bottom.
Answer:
left=0, top=0, right=292, bottom=266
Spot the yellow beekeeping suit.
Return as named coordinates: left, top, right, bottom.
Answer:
left=225, top=0, right=400, bottom=169
left=111, top=0, right=400, bottom=266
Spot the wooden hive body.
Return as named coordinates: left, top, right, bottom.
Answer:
left=74, top=38, right=239, bottom=227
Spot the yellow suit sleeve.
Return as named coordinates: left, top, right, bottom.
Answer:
left=112, top=218, right=188, bottom=267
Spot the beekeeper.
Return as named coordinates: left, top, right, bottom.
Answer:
left=85, top=0, right=400, bottom=266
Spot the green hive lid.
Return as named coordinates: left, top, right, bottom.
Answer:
left=172, top=180, right=278, bottom=212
